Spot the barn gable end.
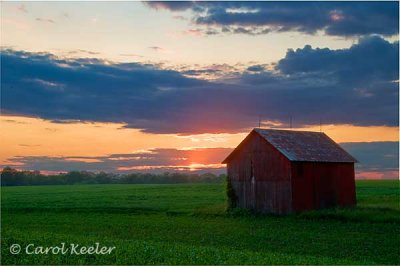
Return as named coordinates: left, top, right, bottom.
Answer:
left=226, top=131, right=292, bottom=214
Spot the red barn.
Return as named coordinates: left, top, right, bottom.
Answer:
left=222, top=128, right=358, bottom=214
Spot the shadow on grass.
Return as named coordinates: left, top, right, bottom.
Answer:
left=4, top=204, right=399, bottom=224
left=226, top=206, right=399, bottom=224
left=192, top=204, right=399, bottom=224
left=1, top=207, right=162, bottom=215
left=297, top=206, right=399, bottom=224
left=3, top=206, right=192, bottom=217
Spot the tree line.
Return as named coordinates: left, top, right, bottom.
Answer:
left=0, top=167, right=226, bottom=186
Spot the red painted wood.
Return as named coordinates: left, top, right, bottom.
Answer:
left=226, top=131, right=356, bottom=214
left=291, top=162, right=356, bottom=212
left=228, top=131, right=292, bottom=214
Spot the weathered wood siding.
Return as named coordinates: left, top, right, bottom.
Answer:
left=227, top=131, right=293, bottom=214
left=291, top=162, right=356, bottom=212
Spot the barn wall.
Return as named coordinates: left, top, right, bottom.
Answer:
left=291, top=162, right=356, bottom=212
left=227, top=132, right=292, bottom=214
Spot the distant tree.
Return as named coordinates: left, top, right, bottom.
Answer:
left=64, top=171, right=85, bottom=184
left=0, top=167, right=225, bottom=186
left=1, top=167, right=19, bottom=186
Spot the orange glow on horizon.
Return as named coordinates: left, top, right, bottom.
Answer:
left=1, top=115, right=398, bottom=169
left=0, top=115, right=241, bottom=165
left=117, top=163, right=224, bottom=172
left=356, top=171, right=399, bottom=180
left=292, top=124, right=399, bottom=143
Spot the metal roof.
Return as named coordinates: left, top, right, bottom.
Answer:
left=223, top=128, right=358, bottom=163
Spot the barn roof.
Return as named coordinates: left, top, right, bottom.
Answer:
left=222, top=128, right=358, bottom=163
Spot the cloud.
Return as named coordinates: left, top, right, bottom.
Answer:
left=2, top=119, right=28, bottom=124
left=277, top=35, right=398, bottom=80
left=173, top=15, right=187, bottom=21
left=148, top=46, right=164, bottom=52
left=220, top=26, right=271, bottom=36
left=3, top=147, right=232, bottom=173
left=67, top=49, right=101, bottom=55
left=119, top=53, right=144, bottom=58
left=36, top=18, right=55, bottom=24
left=18, top=144, right=41, bottom=147
left=145, top=2, right=399, bottom=37
left=4, top=143, right=398, bottom=178
left=246, top=64, right=266, bottom=72
left=183, top=28, right=204, bottom=37
left=341, top=141, right=399, bottom=179
left=1, top=36, right=398, bottom=134
left=179, top=63, right=239, bottom=79
left=144, top=1, right=195, bottom=11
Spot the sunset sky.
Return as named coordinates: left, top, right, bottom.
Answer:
left=1, top=1, right=399, bottom=179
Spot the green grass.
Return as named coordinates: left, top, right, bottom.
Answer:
left=1, top=180, right=399, bottom=265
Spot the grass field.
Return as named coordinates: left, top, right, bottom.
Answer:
left=1, top=180, right=399, bottom=265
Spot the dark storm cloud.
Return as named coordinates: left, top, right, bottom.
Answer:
left=4, top=148, right=231, bottom=173
left=145, top=1, right=399, bottom=37
left=1, top=36, right=398, bottom=134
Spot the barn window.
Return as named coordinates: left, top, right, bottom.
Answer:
left=297, top=164, right=304, bottom=177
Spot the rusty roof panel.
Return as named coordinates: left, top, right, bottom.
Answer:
left=254, top=128, right=358, bottom=163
